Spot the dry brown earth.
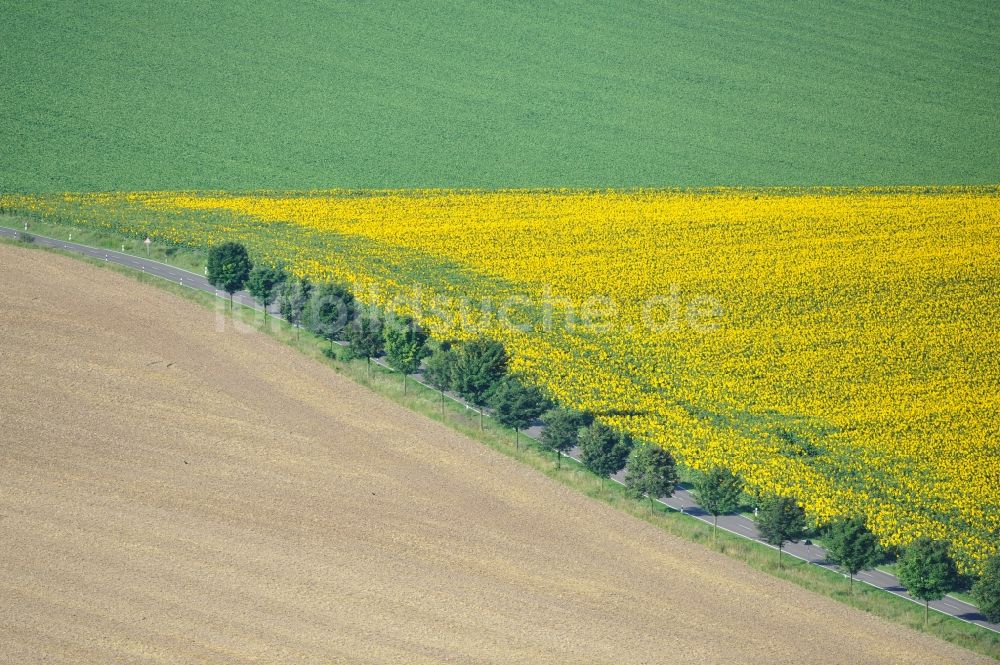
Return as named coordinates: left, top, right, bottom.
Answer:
left=0, top=243, right=990, bottom=664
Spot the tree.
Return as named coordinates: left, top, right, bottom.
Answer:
left=540, top=407, right=586, bottom=467
left=245, top=264, right=286, bottom=321
left=277, top=277, right=312, bottom=339
left=693, top=467, right=744, bottom=544
left=488, top=375, right=549, bottom=450
left=757, top=495, right=807, bottom=565
left=972, top=554, right=1000, bottom=623
left=423, top=344, right=458, bottom=415
left=304, top=282, right=356, bottom=351
left=345, top=312, right=384, bottom=377
left=824, top=516, right=880, bottom=593
left=207, top=241, right=252, bottom=309
left=623, top=442, right=678, bottom=511
left=578, top=421, right=632, bottom=486
left=897, top=537, right=959, bottom=625
left=452, top=339, right=508, bottom=430
left=383, top=317, right=428, bottom=394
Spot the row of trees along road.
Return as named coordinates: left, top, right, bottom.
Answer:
left=538, top=411, right=681, bottom=508
left=207, top=242, right=1000, bottom=628
left=424, top=340, right=550, bottom=447
left=752, top=497, right=1000, bottom=626
left=206, top=243, right=552, bottom=434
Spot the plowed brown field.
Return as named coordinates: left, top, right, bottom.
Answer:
left=0, top=243, right=989, bottom=664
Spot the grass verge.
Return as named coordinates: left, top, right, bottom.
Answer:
left=2, top=230, right=998, bottom=661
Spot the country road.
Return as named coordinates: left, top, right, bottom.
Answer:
left=3, top=224, right=997, bottom=634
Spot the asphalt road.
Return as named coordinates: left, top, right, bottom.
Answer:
left=3, top=224, right=996, bottom=634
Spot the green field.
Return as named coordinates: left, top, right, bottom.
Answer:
left=3, top=1, right=999, bottom=191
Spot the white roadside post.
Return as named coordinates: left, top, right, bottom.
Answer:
left=144, top=237, right=151, bottom=257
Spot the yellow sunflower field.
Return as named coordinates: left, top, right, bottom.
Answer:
left=5, top=187, right=998, bottom=571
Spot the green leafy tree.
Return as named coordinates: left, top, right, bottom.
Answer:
left=693, top=467, right=744, bottom=544
left=345, top=312, right=384, bottom=377
left=423, top=344, right=458, bottom=415
left=578, top=421, right=632, bottom=486
left=245, top=264, right=286, bottom=321
left=540, top=407, right=587, bottom=467
left=277, top=277, right=312, bottom=339
left=623, top=442, right=678, bottom=511
left=207, top=241, right=253, bottom=308
left=824, top=516, right=880, bottom=593
left=453, top=338, right=508, bottom=429
left=757, top=495, right=807, bottom=565
left=897, top=537, right=960, bottom=625
left=488, top=375, right=549, bottom=450
left=383, top=317, right=429, bottom=394
left=972, top=554, right=1000, bottom=623
left=304, top=282, right=356, bottom=350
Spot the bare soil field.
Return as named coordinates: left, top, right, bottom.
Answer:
left=0, top=242, right=990, bottom=664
